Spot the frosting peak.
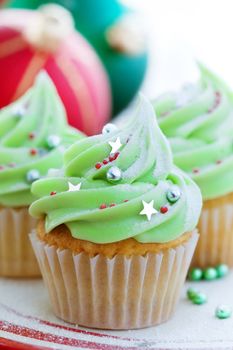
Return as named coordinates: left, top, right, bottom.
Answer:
left=64, top=95, right=173, bottom=184
left=0, top=71, right=83, bottom=207
left=154, top=64, right=233, bottom=200
left=30, top=95, right=202, bottom=244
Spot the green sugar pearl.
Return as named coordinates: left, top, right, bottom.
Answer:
left=187, top=288, right=198, bottom=301
left=188, top=268, right=203, bottom=281
left=203, top=267, right=217, bottom=281
left=192, top=292, right=207, bottom=305
left=216, top=264, right=229, bottom=278
left=215, top=305, right=232, bottom=319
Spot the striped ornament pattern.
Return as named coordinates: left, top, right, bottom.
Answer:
left=0, top=10, right=112, bottom=135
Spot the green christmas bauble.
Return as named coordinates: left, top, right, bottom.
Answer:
left=5, top=0, right=148, bottom=116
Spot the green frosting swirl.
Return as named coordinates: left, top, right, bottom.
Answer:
left=154, top=64, right=233, bottom=200
left=30, top=96, right=202, bottom=244
left=0, top=72, right=83, bottom=207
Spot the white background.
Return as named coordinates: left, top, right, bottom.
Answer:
left=123, top=0, right=233, bottom=97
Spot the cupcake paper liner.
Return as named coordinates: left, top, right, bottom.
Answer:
left=0, top=207, right=40, bottom=277
left=192, top=192, right=233, bottom=268
left=30, top=230, right=198, bottom=330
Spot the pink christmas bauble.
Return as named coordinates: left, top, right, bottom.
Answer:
left=0, top=7, right=112, bottom=135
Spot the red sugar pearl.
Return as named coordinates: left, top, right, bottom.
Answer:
left=100, top=203, right=107, bottom=209
left=160, top=206, right=168, bottom=214
left=109, top=155, right=115, bottom=162
left=103, top=159, right=108, bottom=165
left=192, top=168, right=199, bottom=174
left=0, top=166, right=4, bottom=170
left=113, top=152, right=120, bottom=160
left=110, top=203, right=116, bottom=207
left=30, top=148, right=37, bottom=156
left=28, top=132, right=35, bottom=140
left=95, top=163, right=102, bottom=169
left=109, top=152, right=120, bottom=162
left=50, top=191, right=57, bottom=196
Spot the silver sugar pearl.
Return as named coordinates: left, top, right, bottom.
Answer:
left=102, top=123, right=118, bottom=134
left=106, top=166, right=122, bottom=182
left=26, top=169, right=40, bottom=183
left=46, top=135, right=61, bottom=149
left=13, top=105, right=26, bottom=118
left=166, top=186, right=181, bottom=203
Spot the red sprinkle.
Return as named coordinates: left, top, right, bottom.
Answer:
left=30, top=148, right=37, bottom=156
left=124, top=199, right=129, bottom=202
left=207, top=92, right=221, bottom=114
left=109, top=155, right=115, bottom=162
left=100, top=203, right=107, bottom=209
left=216, top=159, right=222, bottom=164
left=192, top=168, right=199, bottom=174
left=8, top=163, right=16, bottom=167
left=113, top=152, right=120, bottom=160
left=160, top=206, right=168, bottom=214
left=103, top=159, right=108, bottom=165
left=28, top=132, right=35, bottom=140
left=95, top=163, right=102, bottom=169
left=110, top=203, right=116, bottom=207
left=109, top=152, right=120, bottom=162
left=161, top=111, right=169, bottom=117
left=50, top=191, right=57, bottom=196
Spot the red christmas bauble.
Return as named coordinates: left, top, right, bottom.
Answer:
left=0, top=7, right=112, bottom=135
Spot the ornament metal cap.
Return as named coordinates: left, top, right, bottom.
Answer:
left=23, top=4, right=75, bottom=53
left=106, top=14, right=146, bottom=55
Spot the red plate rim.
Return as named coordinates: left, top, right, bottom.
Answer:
left=0, top=336, right=51, bottom=350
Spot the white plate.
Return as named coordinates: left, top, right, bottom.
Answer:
left=0, top=274, right=233, bottom=350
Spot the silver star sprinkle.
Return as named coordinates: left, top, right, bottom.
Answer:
left=108, top=137, right=122, bottom=154
left=68, top=182, right=81, bottom=192
left=140, top=200, right=158, bottom=221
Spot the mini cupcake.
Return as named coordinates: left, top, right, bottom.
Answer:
left=29, top=95, right=201, bottom=329
left=0, top=71, right=83, bottom=277
left=154, top=64, right=233, bottom=267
